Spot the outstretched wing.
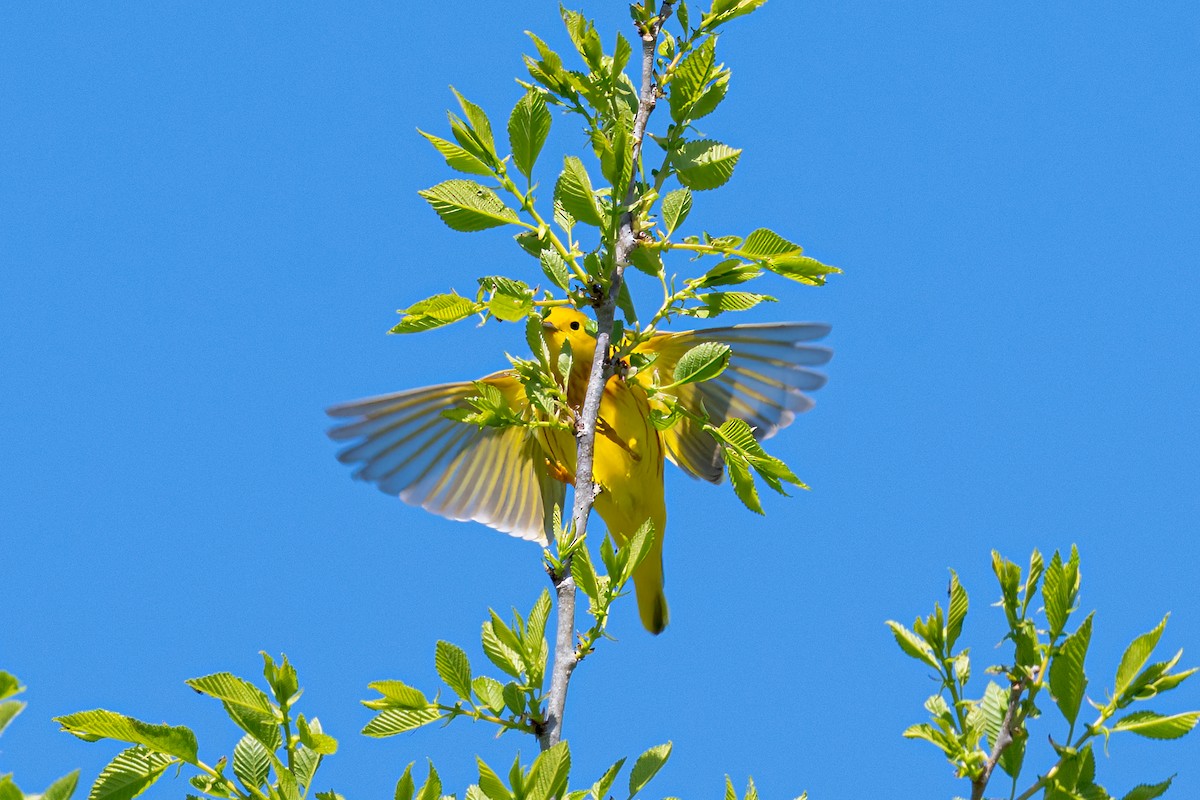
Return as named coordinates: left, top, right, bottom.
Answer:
left=326, top=374, right=564, bottom=544
left=634, top=322, right=832, bottom=483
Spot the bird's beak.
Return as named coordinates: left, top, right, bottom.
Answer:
left=542, top=320, right=558, bottom=332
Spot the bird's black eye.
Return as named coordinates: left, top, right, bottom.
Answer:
left=569, top=321, right=581, bottom=330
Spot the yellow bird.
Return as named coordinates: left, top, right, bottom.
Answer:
left=328, top=307, right=831, bottom=633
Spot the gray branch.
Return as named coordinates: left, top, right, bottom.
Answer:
left=971, top=679, right=1026, bottom=800
left=539, top=1, right=675, bottom=752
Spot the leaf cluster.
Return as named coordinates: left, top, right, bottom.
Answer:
left=389, top=1, right=837, bottom=516
left=55, top=654, right=342, bottom=800
left=890, top=547, right=1198, bottom=800
left=1, top=670, right=80, bottom=800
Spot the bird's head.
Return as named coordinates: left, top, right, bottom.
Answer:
left=541, top=307, right=595, bottom=362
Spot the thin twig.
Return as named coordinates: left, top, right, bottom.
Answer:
left=539, top=1, right=675, bottom=752
left=971, top=679, right=1026, bottom=800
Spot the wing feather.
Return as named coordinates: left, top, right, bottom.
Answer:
left=635, top=322, right=832, bottom=483
left=327, top=375, right=563, bottom=543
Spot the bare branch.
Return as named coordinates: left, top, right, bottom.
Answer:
left=539, top=1, right=675, bottom=752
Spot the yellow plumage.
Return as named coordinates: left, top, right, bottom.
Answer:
left=328, top=307, right=830, bottom=633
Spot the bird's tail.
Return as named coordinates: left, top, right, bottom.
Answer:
left=632, top=544, right=670, bottom=634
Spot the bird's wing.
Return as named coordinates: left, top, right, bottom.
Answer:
left=326, top=373, right=564, bottom=544
left=633, top=322, right=832, bottom=483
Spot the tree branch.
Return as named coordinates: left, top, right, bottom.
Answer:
left=539, top=0, right=675, bottom=752
left=971, top=679, right=1025, bottom=800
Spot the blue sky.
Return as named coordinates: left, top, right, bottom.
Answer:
left=3, top=2, right=1198, bottom=798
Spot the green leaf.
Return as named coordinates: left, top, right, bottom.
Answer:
left=509, top=90, right=552, bottom=181
left=674, top=140, right=741, bottom=191
left=591, top=759, right=625, bottom=800
left=764, top=253, right=841, bottom=285
left=628, top=246, right=664, bottom=278
left=477, top=758, right=513, bottom=800
left=451, top=87, right=497, bottom=161
left=628, top=742, right=671, bottom=798
left=434, top=641, right=473, bottom=700
left=1043, top=549, right=1076, bottom=637
left=660, top=188, right=693, bottom=235
left=1111, top=710, right=1199, bottom=740
left=55, top=710, right=198, bottom=764
left=738, top=229, right=802, bottom=258
left=671, top=342, right=731, bottom=386
left=0, top=777, right=20, bottom=800
left=1121, top=776, right=1175, bottom=800
left=502, top=682, right=525, bottom=716
left=539, top=249, right=571, bottom=290
left=361, top=707, right=441, bottom=737
left=185, top=672, right=275, bottom=715
left=0, top=700, right=25, bottom=737
left=1051, top=612, right=1093, bottom=728
left=527, top=741, right=571, bottom=800
left=472, top=676, right=506, bottom=714
left=711, top=418, right=806, bottom=491
left=1116, top=615, right=1169, bottom=697
left=527, top=589, right=553, bottom=652
left=278, top=766, right=302, bottom=800
left=724, top=450, right=762, bottom=514
left=39, top=770, right=79, bottom=800
left=680, top=291, right=774, bottom=319
left=0, top=672, right=22, bottom=701
left=415, top=762, right=442, bottom=800
left=992, top=551, right=1022, bottom=626
left=418, top=179, right=520, bottom=232
left=363, top=680, right=430, bottom=710
left=481, top=618, right=525, bottom=678
left=555, top=157, right=603, bottom=227
left=232, top=735, right=270, bottom=793
left=419, top=130, right=494, bottom=177
left=694, top=259, right=761, bottom=287
left=619, top=518, right=656, bottom=586
left=669, top=37, right=716, bottom=124
left=945, top=571, right=968, bottom=651
left=570, top=545, right=600, bottom=600
left=87, top=746, right=175, bottom=800
left=391, top=292, right=481, bottom=334
left=297, top=714, right=338, bottom=756
left=886, top=621, right=940, bottom=670
left=395, top=765, right=416, bottom=800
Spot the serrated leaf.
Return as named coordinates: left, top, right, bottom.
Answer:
left=1121, top=776, right=1175, bottom=800
left=416, top=762, right=442, bottom=800
left=1111, top=710, right=1199, bottom=740
left=55, top=710, right=198, bottom=764
left=619, top=518, right=656, bottom=586
left=87, top=746, right=174, bottom=800
left=1051, top=613, right=1093, bottom=728
left=674, top=140, right=740, bottom=191
left=695, top=259, right=761, bottom=287
left=395, top=765, right=416, bottom=800
left=669, top=37, right=716, bottom=123
left=555, top=157, right=603, bottom=226
left=628, top=742, right=671, bottom=797
left=232, top=735, right=270, bottom=793
left=528, top=741, right=571, bottom=800
left=419, top=180, right=520, bottom=232
left=434, top=641, right=473, bottom=700
left=361, top=707, right=441, bottom=737
left=40, top=770, right=79, bottom=800
left=451, top=87, right=497, bottom=159
left=886, top=621, right=940, bottom=670
left=419, top=130, right=494, bottom=177
left=539, top=249, right=571, bottom=290
left=391, top=293, right=481, bottom=334
left=738, top=229, right=802, bottom=258
left=481, top=619, right=525, bottom=678
left=1116, top=616, right=1169, bottom=697
left=725, top=450, right=762, bottom=514
left=363, top=680, right=430, bottom=710
left=476, top=758, right=513, bottom=800
left=946, top=571, right=968, bottom=651
left=509, top=90, right=552, bottom=181
left=591, top=758, right=625, bottom=800
left=297, top=714, right=338, bottom=756
left=185, top=673, right=275, bottom=715
left=472, top=676, right=506, bottom=714
left=660, top=188, right=692, bottom=235
left=671, top=342, right=731, bottom=386
left=570, top=545, right=600, bottom=600
left=680, top=291, right=774, bottom=319
left=294, top=745, right=320, bottom=792
left=764, top=254, right=841, bottom=285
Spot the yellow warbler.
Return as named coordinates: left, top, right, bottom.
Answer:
left=328, top=307, right=831, bottom=633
